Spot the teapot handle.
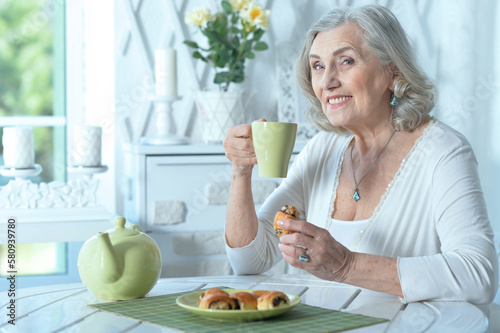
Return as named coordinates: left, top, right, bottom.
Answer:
left=129, top=224, right=143, bottom=232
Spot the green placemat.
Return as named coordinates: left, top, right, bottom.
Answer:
left=89, top=290, right=388, bottom=332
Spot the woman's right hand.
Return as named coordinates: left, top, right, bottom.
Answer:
left=223, top=119, right=266, bottom=176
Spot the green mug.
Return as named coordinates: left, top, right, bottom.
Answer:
left=252, top=122, right=297, bottom=178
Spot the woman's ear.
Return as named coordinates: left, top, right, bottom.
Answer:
left=388, top=63, right=401, bottom=90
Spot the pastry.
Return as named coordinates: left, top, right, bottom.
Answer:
left=230, top=292, right=258, bottom=310
left=251, top=290, right=268, bottom=299
left=198, top=294, right=237, bottom=310
left=198, top=288, right=229, bottom=304
left=199, top=287, right=229, bottom=299
left=273, top=205, right=300, bottom=237
left=256, top=291, right=290, bottom=310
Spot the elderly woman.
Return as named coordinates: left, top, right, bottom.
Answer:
left=223, top=5, right=498, bottom=304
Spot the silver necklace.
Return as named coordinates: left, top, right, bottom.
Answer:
left=350, top=129, right=397, bottom=201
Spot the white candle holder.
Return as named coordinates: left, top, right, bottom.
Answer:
left=0, top=161, right=107, bottom=210
left=140, top=95, right=189, bottom=145
left=67, top=165, right=109, bottom=179
left=0, top=164, right=43, bottom=181
left=0, top=163, right=109, bottom=209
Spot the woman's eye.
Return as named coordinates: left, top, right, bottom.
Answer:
left=312, top=64, right=324, bottom=70
left=340, top=58, right=354, bottom=65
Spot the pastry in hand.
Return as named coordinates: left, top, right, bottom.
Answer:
left=198, top=294, right=237, bottom=310
left=230, top=292, right=258, bottom=310
left=273, top=205, right=300, bottom=237
left=256, top=291, right=290, bottom=310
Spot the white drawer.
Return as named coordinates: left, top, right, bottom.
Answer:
left=145, top=153, right=298, bottom=233
left=146, top=155, right=229, bottom=233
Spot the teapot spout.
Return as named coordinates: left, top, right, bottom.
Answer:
left=97, top=232, right=124, bottom=283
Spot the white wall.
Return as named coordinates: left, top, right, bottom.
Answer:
left=112, top=0, right=500, bottom=237
left=81, top=0, right=115, bottom=214
left=67, top=0, right=115, bottom=214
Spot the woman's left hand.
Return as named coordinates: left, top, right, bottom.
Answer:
left=277, top=218, right=356, bottom=282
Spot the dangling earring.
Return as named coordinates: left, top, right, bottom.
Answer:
left=390, top=94, right=399, bottom=106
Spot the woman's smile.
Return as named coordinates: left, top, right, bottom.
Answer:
left=327, top=95, right=352, bottom=109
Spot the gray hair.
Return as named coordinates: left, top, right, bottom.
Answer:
left=296, top=5, right=437, bottom=133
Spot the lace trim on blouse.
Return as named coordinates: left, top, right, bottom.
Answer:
left=326, top=134, right=354, bottom=230
left=326, top=119, right=437, bottom=250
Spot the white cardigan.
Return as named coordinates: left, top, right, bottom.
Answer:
left=225, top=119, right=499, bottom=304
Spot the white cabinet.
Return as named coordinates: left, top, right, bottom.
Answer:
left=123, top=143, right=302, bottom=232
left=122, top=143, right=301, bottom=277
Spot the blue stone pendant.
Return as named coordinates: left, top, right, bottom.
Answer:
left=353, top=188, right=360, bottom=201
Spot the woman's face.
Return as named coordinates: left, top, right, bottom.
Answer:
left=309, top=24, right=394, bottom=131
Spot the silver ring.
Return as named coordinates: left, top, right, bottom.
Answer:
left=299, top=251, right=310, bottom=262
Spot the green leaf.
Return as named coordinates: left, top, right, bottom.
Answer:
left=221, top=1, right=232, bottom=14
left=233, top=74, right=245, bottom=83
left=204, top=29, right=233, bottom=49
left=231, top=36, right=240, bottom=48
left=253, top=41, right=268, bottom=51
left=211, top=54, right=221, bottom=67
left=183, top=40, right=199, bottom=49
left=210, top=46, right=228, bottom=68
left=214, top=71, right=232, bottom=84
left=192, top=51, right=207, bottom=62
left=228, top=54, right=238, bottom=67
left=245, top=52, right=255, bottom=59
left=242, top=42, right=252, bottom=53
left=218, top=51, right=230, bottom=67
left=202, top=29, right=216, bottom=41
left=253, top=29, right=265, bottom=41
left=213, top=14, right=228, bottom=35
left=231, top=14, right=238, bottom=24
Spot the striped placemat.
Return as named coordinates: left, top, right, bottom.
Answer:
left=89, top=289, right=388, bottom=332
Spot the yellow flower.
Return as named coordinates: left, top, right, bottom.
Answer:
left=184, top=7, right=213, bottom=28
left=229, top=0, right=253, bottom=11
left=240, top=3, right=270, bottom=30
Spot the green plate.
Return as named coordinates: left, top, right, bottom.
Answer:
left=176, top=289, right=301, bottom=322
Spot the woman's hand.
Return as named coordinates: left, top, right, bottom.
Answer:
left=277, top=218, right=356, bottom=283
left=223, top=119, right=266, bottom=177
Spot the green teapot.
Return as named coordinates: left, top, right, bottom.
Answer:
left=77, top=216, right=162, bottom=300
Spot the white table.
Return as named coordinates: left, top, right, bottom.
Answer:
left=0, top=274, right=491, bottom=332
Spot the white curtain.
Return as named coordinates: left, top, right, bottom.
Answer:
left=435, top=0, right=500, bottom=237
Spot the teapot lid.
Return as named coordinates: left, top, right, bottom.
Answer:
left=107, top=217, right=143, bottom=238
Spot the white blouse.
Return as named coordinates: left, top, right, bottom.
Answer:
left=225, top=119, right=499, bottom=304
left=329, top=218, right=369, bottom=249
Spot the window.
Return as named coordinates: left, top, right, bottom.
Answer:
left=0, top=0, right=66, bottom=280
left=0, top=243, right=66, bottom=276
left=0, top=0, right=66, bottom=183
